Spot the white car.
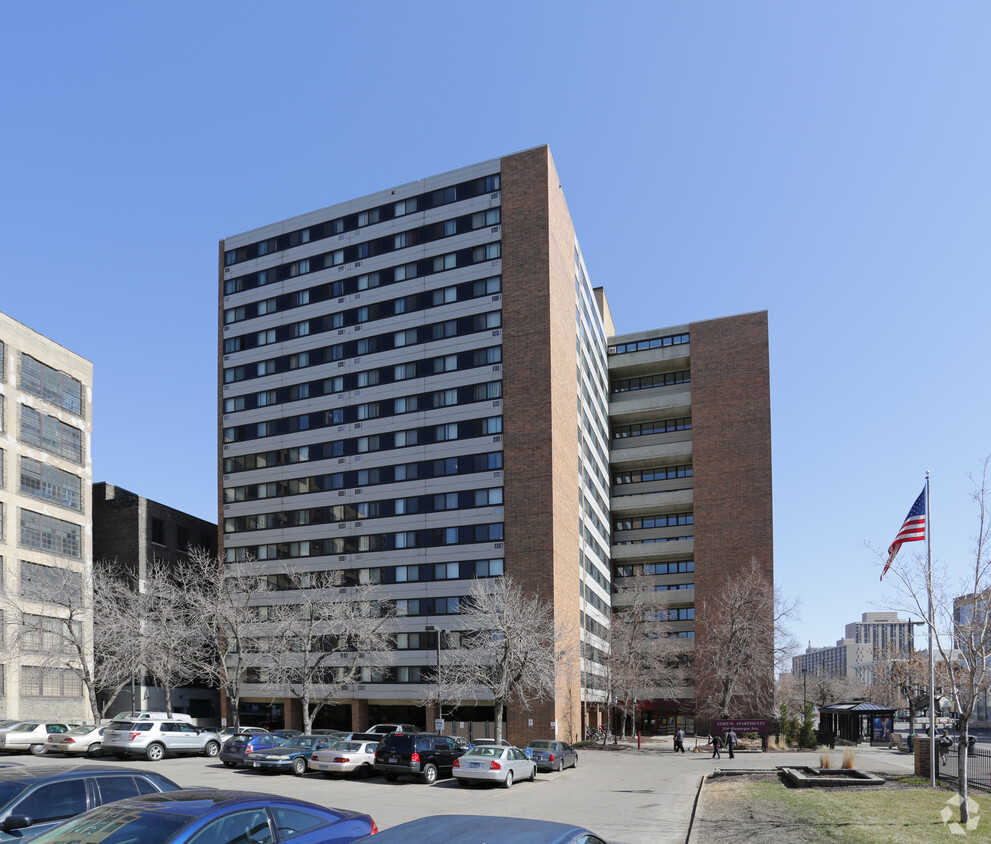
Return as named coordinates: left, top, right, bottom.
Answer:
left=308, top=740, right=379, bottom=777
left=453, top=745, right=537, bottom=788
left=0, top=722, right=70, bottom=755
left=45, top=724, right=106, bottom=756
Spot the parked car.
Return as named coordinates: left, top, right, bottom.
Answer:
left=23, top=788, right=377, bottom=844
left=373, top=732, right=464, bottom=784
left=354, top=815, right=604, bottom=844
left=102, top=719, right=221, bottom=762
left=468, top=738, right=513, bottom=749
left=453, top=745, right=536, bottom=788
left=0, top=722, right=22, bottom=732
left=0, top=723, right=70, bottom=756
left=218, top=732, right=288, bottom=768
left=111, top=712, right=193, bottom=724
left=44, top=726, right=105, bottom=757
left=217, top=726, right=268, bottom=741
left=242, top=735, right=334, bottom=776
left=0, top=764, right=180, bottom=842
left=366, top=723, right=420, bottom=735
left=267, top=729, right=303, bottom=739
left=524, top=740, right=578, bottom=772
left=308, top=740, right=379, bottom=778
left=452, top=736, right=470, bottom=751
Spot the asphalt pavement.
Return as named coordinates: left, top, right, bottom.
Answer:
left=0, top=737, right=921, bottom=844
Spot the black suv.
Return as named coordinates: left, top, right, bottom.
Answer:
left=373, top=732, right=464, bottom=784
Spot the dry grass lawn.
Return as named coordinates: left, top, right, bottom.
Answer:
left=692, top=774, right=987, bottom=843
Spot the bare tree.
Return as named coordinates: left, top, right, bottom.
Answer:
left=165, top=549, right=267, bottom=730
left=436, top=577, right=565, bottom=743
left=605, top=577, right=689, bottom=740
left=804, top=667, right=863, bottom=708
left=259, top=568, right=395, bottom=734
left=878, top=458, right=991, bottom=826
left=694, top=558, right=776, bottom=721
left=866, top=646, right=952, bottom=737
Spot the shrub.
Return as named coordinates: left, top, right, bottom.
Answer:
left=818, top=746, right=832, bottom=769
left=842, top=747, right=857, bottom=769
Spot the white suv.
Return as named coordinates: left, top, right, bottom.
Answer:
left=102, top=718, right=221, bottom=761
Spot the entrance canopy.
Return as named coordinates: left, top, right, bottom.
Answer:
left=818, top=701, right=897, bottom=744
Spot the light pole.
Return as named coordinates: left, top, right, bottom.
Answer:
left=425, top=626, right=448, bottom=727
left=802, top=668, right=807, bottom=711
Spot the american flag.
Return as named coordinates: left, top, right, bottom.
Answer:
left=881, top=490, right=926, bottom=580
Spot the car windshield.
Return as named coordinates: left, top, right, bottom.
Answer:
left=282, top=738, right=315, bottom=749
left=337, top=742, right=362, bottom=752
left=10, top=724, right=39, bottom=733
left=527, top=741, right=552, bottom=749
left=66, top=726, right=98, bottom=736
left=27, top=806, right=190, bottom=844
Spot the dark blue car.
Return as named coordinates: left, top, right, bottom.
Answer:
left=26, top=789, right=376, bottom=844
left=219, top=734, right=286, bottom=768
left=356, top=815, right=602, bottom=843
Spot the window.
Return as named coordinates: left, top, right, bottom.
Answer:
left=612, top=370, right=691, bottom=393
left=188, top=809, right=273, bottom=844
left=20, top=666, right=83, bottom=698
left=20, top=457, right=83, bottom=510
left=21, top=560, right=81, bottom=598
left=20, top=355, right=84, bottom=416
left=20, top=511, right=82, bottom=558
left=12, top=779, right=87, bottom=823
left=19, top=407, right=83, bottom=463
left=151, top=518, right=165, bottom=545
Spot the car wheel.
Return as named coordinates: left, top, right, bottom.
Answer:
left=529, top=764, right=536, bottom=782
left=145, top=743, right=165, bottom=762
left=384, top=773, right=398, bottom=782
left=203, top=741, right=220, bottom=758
left=572, top=754, right=578, bottom=768
left=555, top=758, right=562, bottom=772
left=292, top=757, right=307, bottom=776
left=29, top=744, right=47, bottom=757
left=502, top=770, right=514, bottom=789
left=421, top=763, right=438, bottom=785
left=87, top=743, right=103, bottom=757
left=359, top=763, right=373, bottom=779
left=223, top=761, right=237, bottom=768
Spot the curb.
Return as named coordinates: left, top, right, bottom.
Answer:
left=685, top=772, right=708, bottom=843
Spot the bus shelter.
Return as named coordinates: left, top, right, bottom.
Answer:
left=818, top=701, right=897, bottom=747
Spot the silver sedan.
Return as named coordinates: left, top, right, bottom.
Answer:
left=453, top=745, right=536, bottom=788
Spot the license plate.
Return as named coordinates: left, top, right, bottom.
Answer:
left=388, top=757, right=397, bottom=763
left=469, top=762, right=481, bottom=768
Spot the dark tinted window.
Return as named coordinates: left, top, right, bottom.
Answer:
left=269, top=807, right=326, bottom=840
left=381, top=734, right=414, bottom=751
left=415, top=737, right=432, bottom=752
left=96, top=776, right=142, bottom=804
left=134, top=777, right=162, bottom=796
left=188, top=809, right=273, bottom=844
left=0, top=782, right=27, bottom=807
left=14, top=780, right=87, bottom=824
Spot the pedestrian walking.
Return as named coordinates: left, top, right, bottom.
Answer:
left=939, top=729, right=953, bottom=766
left=711, top=734, right=722, bottom=759
left=727, top=729, right=737, bottom=759
left=674, top=728, right=685, bottom=754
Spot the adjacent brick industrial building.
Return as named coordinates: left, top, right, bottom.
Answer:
left=218, top=146, right=773, bottom=740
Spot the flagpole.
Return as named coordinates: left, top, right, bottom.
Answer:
left=926, top=471, right=935, bottom=788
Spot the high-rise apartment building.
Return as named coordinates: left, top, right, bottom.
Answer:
left=218, top=146, right=773, bottom=740
left=793, top=612, right=914, bottom=686
left=0, top=312, right=93, bottom=721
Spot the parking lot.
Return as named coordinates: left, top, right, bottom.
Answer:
left=1, top=744, right=691, bottom=844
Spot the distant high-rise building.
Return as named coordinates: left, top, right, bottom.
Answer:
left=793, top=612, right=914, bottom=686
left=0, top=311, right=93, bottom=721
left=218, top=146, right=773, bottom=739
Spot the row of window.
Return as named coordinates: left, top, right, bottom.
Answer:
left=226, top=521, right=504, bottom=562
left=581, top=582, right=609, bottom=615
left=225, top=231, right=501, bottom=298
left=654, top=583, right=694, bottom=592
left=614, top=512, right=694, bottom=532
left=614, top=561, right=695, bottom=577
left=20, top=355, right=84, bottom=417
left=613, top=465, right=693, bottom=485
left=611, top=370, right=691, bottom=394
left=20, top=614, right=81, bottom=653
left=20, top=456, right=83, bottom=511
left=224, top=380, right=502, bottom=445
left=612, top=417, right=692, bottom=439
left=224, top=309, right=501, bottom=385
left=608, top=332, right=690, bottom=355
left=648, top=607, right=695, bottom=621
left=20, top=560, right=83, bottom=599
left=225, top=486, right=503, bottom=534
left=225, top=344, right=501, bottom=416
left=225, top=213, right=500, bottom=326
left=252, top=558, right=504, bottom=592
left=225, top=281, right=502, bottom=353
left=224, top=450, right=502, bottom=503
left=20, top=406, right=83, bottom=464
left=224, top=173, right=500, bottom=267
left=245, top=664, right=436, bottom=685
left=615, top=535, right=693, bottom=546
left=20, top=666, right=83, bottom=697
left=20, top=510, right=82, bottom=558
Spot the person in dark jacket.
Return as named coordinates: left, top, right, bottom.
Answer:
left=711, top=734, right=722, bottom=759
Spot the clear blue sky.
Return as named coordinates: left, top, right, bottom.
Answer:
left=2, top=2, right=988, bottom=656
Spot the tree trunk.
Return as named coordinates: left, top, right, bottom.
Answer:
left=959, top=719, right=970, bottom=825
left=494, top=699, right=504, bottom=743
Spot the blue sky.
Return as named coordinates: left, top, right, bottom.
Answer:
left=2, top=2, right=989, bottom=656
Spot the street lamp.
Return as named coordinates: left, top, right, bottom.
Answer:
left=802, top=668, right=807, bottom=710
left=425, top=626, right=448, bottom=726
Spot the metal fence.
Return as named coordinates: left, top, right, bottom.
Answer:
left=938, top=745, right=991, bottom=792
